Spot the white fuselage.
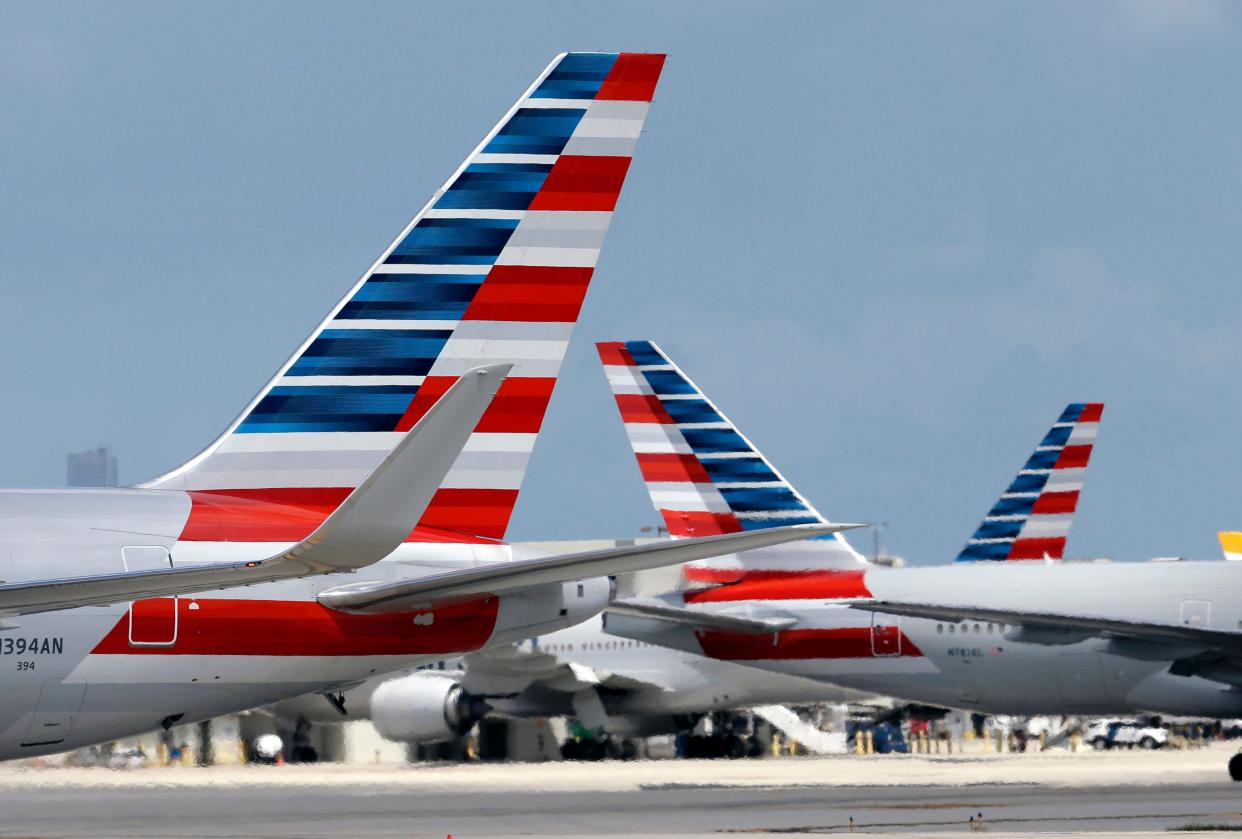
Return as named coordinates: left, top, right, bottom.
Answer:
left=269, top=612, right=866, bottom=739
left=0, top=489, right=609, bottom=759
left=609, top=561, right=1242, bottom=718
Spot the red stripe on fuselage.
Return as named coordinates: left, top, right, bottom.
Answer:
left=694, top=626, right=922, bottom=661
left=91, top=597, right=499, bottom=656
left=683, top=569, right=872, bottom=603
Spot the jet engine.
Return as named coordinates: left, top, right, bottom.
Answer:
left=370, top=673, right=488, bottom=744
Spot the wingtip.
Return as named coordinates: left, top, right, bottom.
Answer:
left=467, top=362, right=515, bottom=378
left=803, top=522, right=869, bottom=534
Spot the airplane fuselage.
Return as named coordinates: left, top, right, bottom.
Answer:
left=610, top=561, right=1242, bottom=718
left=268, top=611, right=866, bottom=740
left=0, top=489, right=608, bottom=759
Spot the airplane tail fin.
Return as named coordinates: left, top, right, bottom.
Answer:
left=955, top=403, right=1103, bottom=562
left=144, top=52, right=665, bottom=542
left=597, top=340, right=866, bottom=582
left=1218, top=532, right=1242, bottom=561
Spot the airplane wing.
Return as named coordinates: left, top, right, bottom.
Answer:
left=0, top=365, right=511, bottom=616
left=606, top=598, right=796, bottom=634
left=316, top=523, right=859, bottom=614
left=460, top=644, right=623, bottom=696
left=851, top=600, right=1242, bottom=653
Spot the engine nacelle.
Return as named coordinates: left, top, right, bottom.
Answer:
left=370, top=673, right=486, bottom=744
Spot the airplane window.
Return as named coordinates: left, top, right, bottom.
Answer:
left=974, top=624, right=981, bottom=634
left=987, top=623, right=995, bottom=633
left=936, top=624, right=943, bottom=633
left=948, top=625, right=955, bottom=633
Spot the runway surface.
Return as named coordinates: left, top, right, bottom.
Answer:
left=2, top=745, right=1241, bottom=837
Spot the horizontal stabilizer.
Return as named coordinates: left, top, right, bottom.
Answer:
left=318, top=523, right=860, bottom=614
left=0, top=366, right=508, bottom=616
left=606, top=598, right=795, bottom=634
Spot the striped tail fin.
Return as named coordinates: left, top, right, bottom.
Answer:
left=144, top=52, right=665, bottom=542
left=955, top=402, right=1103, bottom=562
left=597, top=340, right=865, bottom=580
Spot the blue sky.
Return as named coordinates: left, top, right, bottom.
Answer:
left=3, top=2, right=1241, bottom=564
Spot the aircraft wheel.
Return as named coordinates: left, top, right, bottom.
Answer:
left=1229, top=753, right=1242, bottom=782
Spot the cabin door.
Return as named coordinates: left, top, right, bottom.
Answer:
left=121, top=546, right=178, bottom=647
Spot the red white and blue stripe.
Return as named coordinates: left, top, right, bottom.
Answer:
left=598, top=340, right=865, bottom=578
left=143, top=53, right=665, bottom=542
left=955, top=402, right=1103, bottom=562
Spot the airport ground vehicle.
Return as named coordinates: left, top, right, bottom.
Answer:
left=0, top=54, right=836, bottom=761
left=1084, top=719, right=1168, bottom=750
left=596, top=340, right=1242, bottom=779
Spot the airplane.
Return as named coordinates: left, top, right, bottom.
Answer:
left=266, top=336, right=1106, bottom=760
left=600, top=340, right=1242, bottom=779
left=601, top=340, right=1242, bottom=779
left=268, top=605, right=873, bottom=761
left=0, top=53, right=841, bottom=761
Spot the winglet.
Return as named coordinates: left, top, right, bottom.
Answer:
left=0, top=365, right=509, bottom=616
left=277, top=364, right=512, bottom=573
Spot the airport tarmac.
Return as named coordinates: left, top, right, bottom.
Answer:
left=1, top=744, right=1240, bottom=838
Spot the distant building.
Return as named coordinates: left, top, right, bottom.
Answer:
left=67, top=446, right=118, bottom=487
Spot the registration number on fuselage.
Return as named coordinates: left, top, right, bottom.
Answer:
left=1, top=636, right=64, bottom=656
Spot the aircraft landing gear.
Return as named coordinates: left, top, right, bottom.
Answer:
left=681, top=733, right=753, bottom=759
left=560, top=736, right=638, bottom=761
left=1228, top=753, right=1242, bottom=782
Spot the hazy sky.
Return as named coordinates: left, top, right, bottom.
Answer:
left=3, top=2, right=1242, bottom=564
